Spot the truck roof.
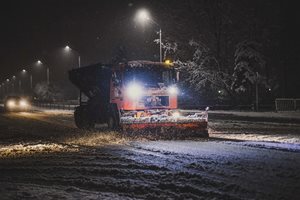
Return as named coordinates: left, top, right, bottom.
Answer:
left=125, top=60, right=173, bottom=68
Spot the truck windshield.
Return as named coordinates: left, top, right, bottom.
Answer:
left=124, top=66, right=175, bottom=87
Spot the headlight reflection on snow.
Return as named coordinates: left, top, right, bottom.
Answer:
left=0, top=143, right=79, bottom=158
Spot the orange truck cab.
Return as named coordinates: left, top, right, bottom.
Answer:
left=69, top=60, right=208, bottom=136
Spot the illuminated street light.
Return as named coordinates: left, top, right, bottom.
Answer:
left=135, top=8, right=162, bottom=62
left=22, top=69, right=27, bottom=73
left=135, top=9, right=150, bottom=24
left=37, top=60, right=50, bottom=84
left=64, top=45, right=81, bottom=68
left=64, top=44, right=82, bottom=102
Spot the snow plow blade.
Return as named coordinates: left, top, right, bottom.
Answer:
left=120, top=110, right=209, bottom=138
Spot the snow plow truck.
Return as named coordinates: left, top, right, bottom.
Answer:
left=69, top=60, right=208, bottom=136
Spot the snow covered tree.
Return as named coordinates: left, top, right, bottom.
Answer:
left=34, top=82, right=63, bottom=102
left=231, top=40, right=269, bottom=103
left=173, top=40, right=234, bottom=103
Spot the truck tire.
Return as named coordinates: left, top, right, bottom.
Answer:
left=74, top=106, right=95, bottom=129
left=107, top=104, right=120, bottom=130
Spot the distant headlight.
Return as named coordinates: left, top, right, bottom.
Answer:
left=19, top=99, right=28, bottom=107
left=7, top=100, right=16, bottom=108
left=126, top=82, right=143, bottom=100
left=168, top=86, right=178, bottom=95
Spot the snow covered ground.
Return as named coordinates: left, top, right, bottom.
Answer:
left=208, top=110, right=300, bottom=144
left=0, top=108, right=300, bottom=199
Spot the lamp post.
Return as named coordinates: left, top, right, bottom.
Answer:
left=20, top=69, right=28, bottom=94
left=37, top=60, right=50, bottom=84
left=64, top=45, right=81, bottom=68
left=64, top=45, right=82, bottom=102
left=255, top=72, right=259, bottom=111
left=12, top=76, right=16, bottom=93
left=30, top=74, right=33, bottom=90
left=135, top=8, right=162, bottom=62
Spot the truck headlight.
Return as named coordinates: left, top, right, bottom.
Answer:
left=7, top=100, right=16, bottom=108
left=168, top=86, right=178, bottom=95
left=126, top=82, right=143, bottom=99
left=19, top=99, right=28, bottom=107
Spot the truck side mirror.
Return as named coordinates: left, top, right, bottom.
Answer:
left=176, top=71, right=180, bottom=82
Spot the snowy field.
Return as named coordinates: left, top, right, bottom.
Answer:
left=0, top=107, right=300, bottom=199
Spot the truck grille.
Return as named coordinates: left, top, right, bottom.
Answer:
left=142, top=96, right=169, bottom=107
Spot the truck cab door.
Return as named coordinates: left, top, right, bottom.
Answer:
left=111, top=71, right=123, bottom=100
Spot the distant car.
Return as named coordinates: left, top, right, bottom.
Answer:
left=4, top=96, right=31, bottom=112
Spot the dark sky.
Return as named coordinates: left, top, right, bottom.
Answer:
left=0, top=0, right=162, bottom=82
left=0, top=0, right=299, bottom=97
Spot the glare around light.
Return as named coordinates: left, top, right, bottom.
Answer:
left=65, top=45, right=70, bottom=51
left=19, top=99, right=28, bottom=107
left=168, top=86, right=178, bottom=95
left=37, top=60, right=42, bottom=64
left=135, top=8, right=151, bottom=24
left=7, top=100, right=16, bottom=108
left=22, top=69, right=26, bottom=73
left=126, top=82, right=143, bottom=99
left=164, top=59, right=171, bottom=65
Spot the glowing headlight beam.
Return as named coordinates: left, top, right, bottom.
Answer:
left=19, top=99, right=28, bottom=107
left=168, top=86, right=178, bottom=95
left=126, top=82, right=144, bottom=100
left=7, top=100, right=16, bottom=108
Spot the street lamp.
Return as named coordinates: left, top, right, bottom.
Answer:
left=135, top=8, right=162, bottom=62
left=37, top=60, right=50, bottom=84
left=64, top=45, right=81, bottom=68
left=19, top=69, right=29, bottom=94
left=64, top=45, right=82, bottom=102
left=12, top=76, right=16, bottom=93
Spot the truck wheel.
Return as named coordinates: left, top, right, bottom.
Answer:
left=74, top=106, right=95, bottom=129
left=107, top=104, right=119, bottom=130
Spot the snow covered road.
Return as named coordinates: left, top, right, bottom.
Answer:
left=0, top=109, right=300, bottom=199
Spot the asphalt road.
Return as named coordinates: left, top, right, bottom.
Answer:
left=0, top=108, right=300, bottom=199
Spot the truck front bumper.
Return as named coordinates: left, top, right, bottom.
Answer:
left=120, top=110, right=208, bottom=136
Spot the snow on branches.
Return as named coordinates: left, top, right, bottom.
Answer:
left=174, top=40, right=232, bottom=95
left=232, top=40, right=268, bottom=93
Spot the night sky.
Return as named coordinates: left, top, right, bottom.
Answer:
left=0, top=0, right=299, bottom=97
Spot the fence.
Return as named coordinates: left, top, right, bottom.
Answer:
left=180, top=104, right=274, bottom=111
left=34, top=102, right=78, bottom=110
left=35, top=102, right=276, bottom=111
left=275, top=98, right=300, bottom=111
